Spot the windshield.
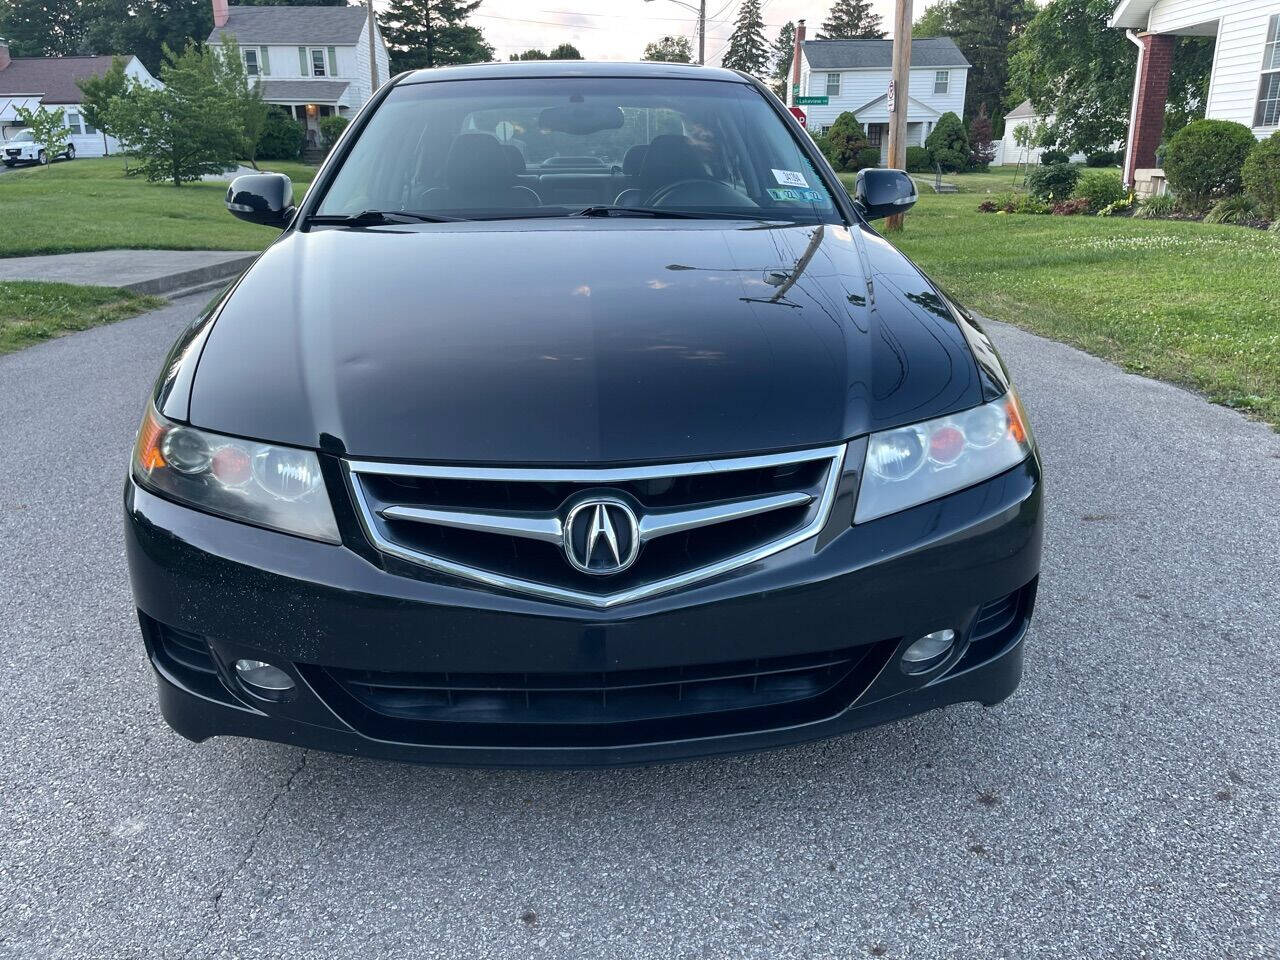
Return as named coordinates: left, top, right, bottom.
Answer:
left=11, top=130, right=34, bottom=142
left=315, top=77, right=840, bottom=223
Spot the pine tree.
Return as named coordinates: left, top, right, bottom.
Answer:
left=944, top=0, right=1035, bottom=136
left=721, top=0, right=769, bottom=76
left=382, top=0, right=495, bottom=73
left=769, top=21, right=795, bottom=99
left=819, top=0, right=885, bottom=39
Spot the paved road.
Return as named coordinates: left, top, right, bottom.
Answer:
left=1, top=296, right=1277, bottom=960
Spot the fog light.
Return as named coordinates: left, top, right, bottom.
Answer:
left=901, top=629, right=956, bottom=671
left=234, top=659, right=295, bottom=695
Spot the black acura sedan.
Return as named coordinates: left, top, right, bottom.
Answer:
left=124, top=61, right=1042, bottom=767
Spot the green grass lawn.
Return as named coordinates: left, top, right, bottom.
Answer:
left=844, top=170, right=1280, bottom=427
left=0, top=157, right=316, bottom=258
left=0, top=281, right=164, bottom=355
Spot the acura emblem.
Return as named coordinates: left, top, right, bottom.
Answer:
left=563, top=497, right=640, bottom=575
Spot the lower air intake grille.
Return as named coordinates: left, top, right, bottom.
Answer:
left=142, top=615, right=237, bottom=704
left=307, top=640, right=896, bottom=748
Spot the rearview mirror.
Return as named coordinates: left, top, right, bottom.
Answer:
left=226, top=173, right=295, bottom=228
left=538, top=103, right=625, bottom=136
left=853, top=168, right=917, bottom=221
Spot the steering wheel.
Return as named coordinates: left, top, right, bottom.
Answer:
left=646, top=178, right=732, bottom=207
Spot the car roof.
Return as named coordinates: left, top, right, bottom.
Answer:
left=397, top=61, right=752, bottom=86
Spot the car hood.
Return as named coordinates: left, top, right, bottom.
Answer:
left=186, top=219, right=984, bottom=463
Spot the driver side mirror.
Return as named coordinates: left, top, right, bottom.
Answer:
left=853, top=168, right=917, bottom=221
left=226, top=173, right=295, bottom=228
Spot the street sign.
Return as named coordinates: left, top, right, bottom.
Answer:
left=887, top=80, right=895, bottom=114
left=794, top=96, right=828, bottom=106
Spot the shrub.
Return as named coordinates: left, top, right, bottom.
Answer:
left=905, top=145, right=931, bottom=172
left=925, top=112, right=969, bottom=172
left=1204, top=194, right=1262, bottom=224
left=1052, top=197, right=1091, bottom=215
left=967, top=105, right=996, bottom=171
left=257, top=107, right=304, bottom=161
left=1072, top=169, right=1125, bottom=213
left=1039, top=148, right=1069, bottom=166
left=1097, top=193, right=1135, bottom=217
left=1086, top=149, right=1120, bottom=167
left=318, top=114, right=349, bottom=148
left=979, top=192, right=1049, bottom=214
left=1027, top=162, right=1080, bottom=201
left=853, top=146, right=881, bottom=171
left=823, top=111, right=870, bottom=171
left=1132, top=193, right=1175, bottom=219
left=1163, top=118, right=1257, bottom=212
left=1241, top=131, right=1280, bottom=218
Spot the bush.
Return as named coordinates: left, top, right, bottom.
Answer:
left=1163, top=118, right=1257, bottom=212
left=1039, top=148, right=1069, bottom=166
left=1052, top=197, right=1091, bottom=215
left=1242, top=132, right=1280, bottom=218
left=1204, top=194, right=1262, bottom=224
left=1072, top=169, right=1125, bottom=213
left=853, top=146, right=881, bottom=171
left=967, top=105, right=996, bottom=171
left=1132, top=193, right=1175, bottom=219
left=1027, top=162, right=1080, bottom=201
left=925, top=112, right=969, bottom=172
left=257, top=107, right=305, bottom=160
left=1086, top=149, right=1120, bottom=167
left=905, top=145, right=931, bottom=172
left=823, top=111, right=870, bottom=171
left=318, top=114, right=349, bottom=148
left=978, top=192, right=1050, bottom=215
left=1097, top=193, right=1135, bottom=217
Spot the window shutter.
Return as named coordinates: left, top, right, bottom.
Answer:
left=260, top=46, right=270, bottom=76
left=328, top=46, right=338, bottom=76
left=298, top=46, right=308, bottom=74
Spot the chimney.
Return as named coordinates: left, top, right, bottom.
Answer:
left=790, top=20, right=805, bottom=102
left=212, top=0, right=229, bottom=28
left=0, top=38, right=10, bottom=71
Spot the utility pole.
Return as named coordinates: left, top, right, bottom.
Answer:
left=644, top=0, right=706, bottom=65
left=366, top=1, right=379, bottom=91
left=885, top=0, right=913, bottom=231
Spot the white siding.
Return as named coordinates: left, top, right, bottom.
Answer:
left=797, top=52, right=969, bottom=130
left=1145, top=0, right=1279, bottom=137
left=352, top=19, right=392, bottom=105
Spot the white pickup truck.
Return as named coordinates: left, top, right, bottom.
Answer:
left=1, top=128, right=75, bottom=166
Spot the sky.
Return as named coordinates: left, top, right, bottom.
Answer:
left=371, top=1, right=903, bottom=66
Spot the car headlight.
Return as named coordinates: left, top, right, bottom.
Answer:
left=132, top=404, right=340, bottom=543
left=854, top=390, right=1034, bottom=523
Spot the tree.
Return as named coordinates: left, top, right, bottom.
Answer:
left=642, top=35, right=693, bottom=63
left=818, top=0, right=885, bottom=40
left=942, top=0, right=1035, bottom=135
left=912, top=1, right=951, bottom=37
left=236, top=0, right=346, bottom=5
left=110, top=43, right=243, bottom=186
left=212, top=36, right=270, bottom=168
left=548, top=43, right=583, bottom=59
left=12, top=106, right=69, bottom=167
left=510, top=49, right=550, bottom=60
left=84, top=0, right=214, bottom=76
left=967, top=104, right=996, bottom=170
left=769, top=21, right=795, bottom=99
left=77, top=56, right=130, bottom=158
left=925, top=111, right=969, bottom=171
left=722, top=0, right=769, bottom=76
left=0, top=0, right=89, bottom=56
left=1008, top=0, right=1212, bottom=156
left=382, top=0, right=495, bottom=73
left=824, top=111, right=870, bottom=170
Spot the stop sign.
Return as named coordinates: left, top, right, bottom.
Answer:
left=788, top=106, right=807, bottom=125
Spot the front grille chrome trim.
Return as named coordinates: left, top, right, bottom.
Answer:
left=345, top=444, right=847, bottom=608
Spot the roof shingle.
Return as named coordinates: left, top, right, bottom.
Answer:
left=802, top=37, right=970, bottom=70
left=0, top=56, right=135, bottom=104
left=207, top=5, right=369, bottom=46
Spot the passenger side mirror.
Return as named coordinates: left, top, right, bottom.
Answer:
left=226, top=173, right=295, bottom=228
left=853, top=168, right=917, bottom=221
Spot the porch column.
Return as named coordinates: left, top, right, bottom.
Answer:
left=1123, top=32, right=1175, bottom=187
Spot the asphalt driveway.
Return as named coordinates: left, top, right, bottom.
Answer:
left=0, top=295, right=1277, bottom=959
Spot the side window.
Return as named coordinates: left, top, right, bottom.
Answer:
left=311, top=48, right=327, bottom=77
left=934, top=70, right=949, bottom=95
left=825, top=72, right=841, bottom=97
left=1257, top=14, right=1280, bottom=127
left=66, top=112, right=83, bottom=135
left=244, top=49, right=259, bottom=76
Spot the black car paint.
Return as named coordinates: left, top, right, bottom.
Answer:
left=128, top=62, right=1042, bottom=766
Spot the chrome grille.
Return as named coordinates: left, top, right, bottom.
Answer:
left=346, top=445, right=846, bottom=607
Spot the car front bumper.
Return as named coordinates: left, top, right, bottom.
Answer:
left=124, top=456, right=1043, bottom=767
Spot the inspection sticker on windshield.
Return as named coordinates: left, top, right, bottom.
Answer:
left=771, top=168, right=809, bottom=188
left=767, top=186, right=825, bottom=203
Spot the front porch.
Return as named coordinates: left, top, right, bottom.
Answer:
left=257, top=78, right=351, bottom=155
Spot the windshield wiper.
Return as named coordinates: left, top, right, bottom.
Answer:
left=571, top=205, right=705, bottom=219
left=307, top=210, right=462, bottom=227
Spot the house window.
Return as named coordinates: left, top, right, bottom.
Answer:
left=243, top=48, right=259, bottom=76
left=934, top=70, right=950, bottom=95
left=1257, top=14, right=1280, bottom=127
left=825, top=72, right=840, bottom=97
left=311, top=48, right=327, bottom=77
left=65, top=112, right=83, bottom=135
left=867, top=124, right=883, bottom=146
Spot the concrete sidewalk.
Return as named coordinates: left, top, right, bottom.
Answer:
left=0, top=249, right=258, bottom=297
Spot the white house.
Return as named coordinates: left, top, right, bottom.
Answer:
left=786, top=22, right=970, bottom=164
left=207, top=0, right=391, bottom=153
left=997, top=101, right=1089, bottom=166
left=1110, top=0, right=1280, bottom=189
left=0, top=42, right=159, bottom=156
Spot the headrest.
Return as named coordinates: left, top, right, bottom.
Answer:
left=622, top=144, right=648, bottom=177
left=638, top=134, right=707, bottom=191
left=443, top=134, right=513, bottom=190
left=503, top=144, right=526, bottom=175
